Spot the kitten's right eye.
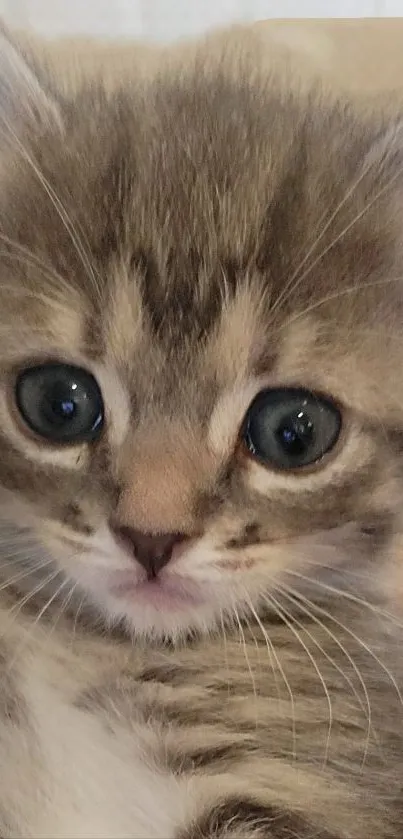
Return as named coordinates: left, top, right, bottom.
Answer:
left=15, top=363, right=104, bottom=444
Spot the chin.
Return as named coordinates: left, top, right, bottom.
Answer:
left=88, top=585, right=225, bottom=641
left=102, top=594, right=225, bottom=640
left=69, top=558, right=256, bottom=641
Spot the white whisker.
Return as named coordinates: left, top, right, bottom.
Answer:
left=8, top=568, right=61, bottom=622
left=71, top=592, right=86, bottom=643
left=263, top=590, right=333, bottom=769
left=271, top=154, right=402, bottom=318
left=219, top=609, right=231, bottom=697
left=243, top=590, right=283, bottom=714
left=283, top=275, right=403, bottom=328
left=2, top=568, right=63, bottom=671
left=46, top=580, right=79, bottom=641
left=0, top=119, right=101, bottom=300
left=246, top=594, right=297, bottom=761
left=0, top=557, right=54, bottom=594
left=285, top=570, right=403, bottom=709
left=275, top=582, right=372, bottom=768
left=286, top=569, right=403, bottom=631
left=233, top=604, right=258, bottom=726
left=36, top=577, right=73, bottom=652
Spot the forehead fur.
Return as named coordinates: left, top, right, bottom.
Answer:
left=0, top=41, right=402, bottom=424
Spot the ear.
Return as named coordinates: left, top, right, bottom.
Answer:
left=0, top=22, right=61, bottom=137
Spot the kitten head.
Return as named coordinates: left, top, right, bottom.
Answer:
left=0, top=27, right=402, bottom=640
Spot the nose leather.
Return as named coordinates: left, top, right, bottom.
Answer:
left=112, top=525, right=187, bottom=578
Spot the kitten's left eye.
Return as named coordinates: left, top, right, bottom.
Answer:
left=15, top=363, right=104, bottom=444
left=242, top=387, right=341, bottom=470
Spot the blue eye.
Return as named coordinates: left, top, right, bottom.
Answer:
left=16, top=363, right=104, bottom=444
left=242, top=387, right=341, bottom=470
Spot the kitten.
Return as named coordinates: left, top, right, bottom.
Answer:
left=0, top=22, right=402, bottom=838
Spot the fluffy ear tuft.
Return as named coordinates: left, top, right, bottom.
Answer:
left=0, top=22, right=61, bottom=136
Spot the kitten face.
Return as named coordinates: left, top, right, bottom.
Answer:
left=0, top=29, right=402, bottom=639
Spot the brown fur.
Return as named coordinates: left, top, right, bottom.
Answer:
left=0, top=21, right=402, bottom=839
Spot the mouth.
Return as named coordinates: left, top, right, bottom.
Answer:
left=109, top=571, right=207, bottom=610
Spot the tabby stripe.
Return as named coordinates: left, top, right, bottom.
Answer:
left=179, top=798, right=339, bottom=839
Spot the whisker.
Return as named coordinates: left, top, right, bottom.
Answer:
left=233, top=604, right=258, bottom=727
left=46, top=579, right=79, bottom=641
left=36, top=576, right=73, bottom=651
left=271, top=162, right=401, bottom=314
left=276, top=143, right=388, bottom=316
left=246, top=595, right=297, bottom=761
left=71, top=592, right=87, bottom=642
left=0, top=553, right=45, bottom=572
left=8, top=567, right=60, bottom=621
left=282, top=275, right=403, bottom=328
left=0, top=557, right=54, bottom=594
left=263, top=591, right=333, bottom=769
left=275, top=582, right=372, bottom=768
left=0, top=120, right=102, bottom=300
left=272, top=150, right=381, bottom=316
left=219, top=608, right=231, bottom=697
left=242, top=590, right=283, bottom=714
left=2, top=568, right=63, bottom=669
left=0, top=239, right=71, bottom=296
left=285, top=570, right=403, bottom=709
left=286, top=569, right=403, bottom=632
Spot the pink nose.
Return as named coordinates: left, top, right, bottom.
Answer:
left=111, top=525, right=188, bottom=578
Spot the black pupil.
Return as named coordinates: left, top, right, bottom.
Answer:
left=43, top=384, right=78, bottom=426
left=276, top=411, right=314, bottom=456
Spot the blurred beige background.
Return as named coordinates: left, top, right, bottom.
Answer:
left=0, top=0, right=402, bottom=40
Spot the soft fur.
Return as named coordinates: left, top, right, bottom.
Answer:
left=0, top=22, right=403, bottom=838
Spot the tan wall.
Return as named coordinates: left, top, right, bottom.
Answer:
left=13, top=18, right=403, bottom=101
